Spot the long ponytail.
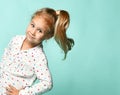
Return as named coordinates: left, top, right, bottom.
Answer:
left=54, top=10, right=74, bottom=59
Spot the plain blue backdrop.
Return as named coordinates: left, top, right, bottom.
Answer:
left=0, top=0, right=120, bottom=95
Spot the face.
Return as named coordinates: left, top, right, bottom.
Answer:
left=26, top=16, right=49, bottom=46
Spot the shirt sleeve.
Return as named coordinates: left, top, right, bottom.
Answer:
left=0, top=36, right=14, bottom=70
left=0, top=48, right=7, bottom=69
left=19, top=54, right=53, bottom=95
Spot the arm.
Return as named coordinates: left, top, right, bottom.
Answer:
left=0, top=36, right=14, bottom=70
left=0, top=35, right=21, bottom=70
left=19, top=56, right=53, bottom=95
left=0, top=48, right=7, bottom=69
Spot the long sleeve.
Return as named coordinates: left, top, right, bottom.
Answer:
left=0, top=48, right=7, bottom=69
left=0, top=48, right=9, bottom=78
left=19, top=54, right=53, bottom=95
left=0, top=36, right=14, bottom=71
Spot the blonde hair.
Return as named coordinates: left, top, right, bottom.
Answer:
left=32, top=8, right=74, bottom=59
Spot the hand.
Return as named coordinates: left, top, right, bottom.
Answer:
left=6, top=85, right=20, bottom=95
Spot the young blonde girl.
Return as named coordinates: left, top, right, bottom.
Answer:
left=0, top=7, right=74, bottom=95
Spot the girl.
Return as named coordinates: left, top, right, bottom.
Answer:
left=0, top=7, right=74, bottom=95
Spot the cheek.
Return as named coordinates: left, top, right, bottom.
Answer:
left=26, top=28, right=29, bottom=34
left=36, top=34, right=45, bottom=41
left=26, top=25, right=31, bottom=32
left=26, top=30, right=30, bottom=36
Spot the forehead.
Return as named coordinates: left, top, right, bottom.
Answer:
left=34, top=13, right=54, bottom=25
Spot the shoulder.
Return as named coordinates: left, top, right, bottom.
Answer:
left=11, top=35, right=25, bottom=41
left=9, top=35, right=25, bottom=44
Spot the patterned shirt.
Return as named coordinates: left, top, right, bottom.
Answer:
left=0, top=35, right=52, bottom=95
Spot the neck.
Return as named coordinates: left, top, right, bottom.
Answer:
left=21, top=38, right=37, bottom=50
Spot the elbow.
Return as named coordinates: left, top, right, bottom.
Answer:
left=47, top=81, right=53, bottom=91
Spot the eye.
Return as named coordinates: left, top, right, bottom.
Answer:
left=31, top=23, right=35, bottom=28
left=38, top=29, right=42, bottom=33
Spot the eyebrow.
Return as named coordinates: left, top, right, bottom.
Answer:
left=31, top=21, right=35, bottom=24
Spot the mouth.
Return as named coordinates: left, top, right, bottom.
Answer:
left=28, top=32, right=35, bottom=39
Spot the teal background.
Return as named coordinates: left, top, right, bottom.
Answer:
left=0, top=0, right=120, bottom=95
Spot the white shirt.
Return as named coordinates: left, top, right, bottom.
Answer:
left=0, top=35, right=52, bottom=95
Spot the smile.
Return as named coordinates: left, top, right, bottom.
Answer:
left=28, top=32, right=35, bottom=39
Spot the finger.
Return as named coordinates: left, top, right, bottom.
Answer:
left=6, top=87, right=12, bottom=92
left=9, top=85, right=16, bottom=90
left=6, top=90, right=12, bottom=95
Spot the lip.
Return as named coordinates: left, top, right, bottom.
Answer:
left=28, top=32, right=35, bottom=39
